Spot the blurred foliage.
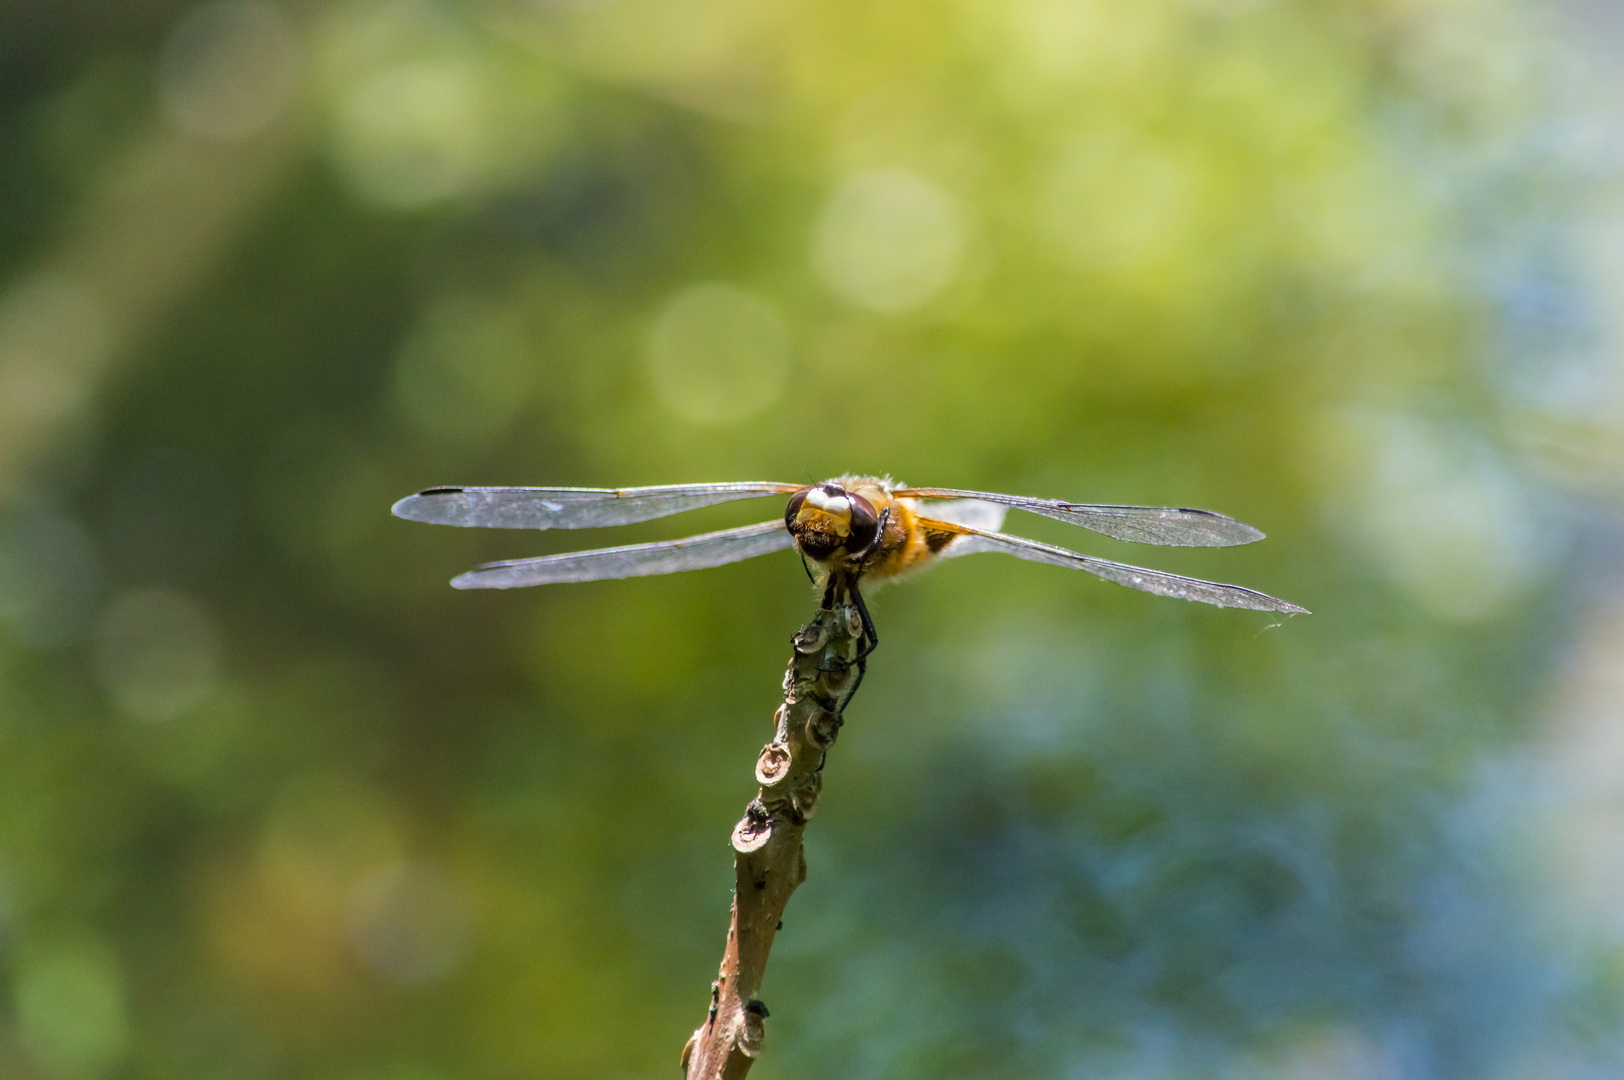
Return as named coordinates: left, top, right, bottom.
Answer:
left=2, top=0, right=1624, bottom=1077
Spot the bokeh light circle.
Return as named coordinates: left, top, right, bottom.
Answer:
left=346, top=859, right=471, bottom=986
left=160, top=0, right=302, bottom=141
left=14, top=941, right=129, bottom=1076
left=813, top=169, right=966, bottom=313
left=91, top=589, right=222, bottom=721
left=647, top=283, right=792, bottom=424
left=330, top=59, right=491, bottom=208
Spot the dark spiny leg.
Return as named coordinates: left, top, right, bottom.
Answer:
left=845, top=508, right=886, bottom=654
left=838, top=581, right=877, bottom=709
left=849, top=582, right=878, bottom=660
left=825, top=507, right=891, bottom=714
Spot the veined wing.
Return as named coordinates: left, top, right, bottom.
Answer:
left=393, top=482, right=803, bottom=531
left=921, top=518, right=1308, bottom=614
left=451, top=520, right=793, bottom=589
left=896, top=487, right=1264, bottom=547
left=909, top=497, right=1007, bottom=533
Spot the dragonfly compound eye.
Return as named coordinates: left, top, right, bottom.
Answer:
left=783, top=489, right=808, bottom=531
left=845, top=494, right=880, bottom=553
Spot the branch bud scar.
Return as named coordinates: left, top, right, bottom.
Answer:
left=791, top=770, right=822, bottom=819
left=793, top=622, right=829, bottom=653
left=805, top=706, right=843, bottom=750
left=842, top=605, right=864, bottom=640
left=740, top=999, right=770, bottom=1057
left=755, top=742, right=792, bottom=785
left=816, top=662, right=854, bottom=700
left=731, top=799, right=773, bottom=853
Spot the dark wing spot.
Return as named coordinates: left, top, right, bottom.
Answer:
left=418, top=487, right=466, bottom=496
left=924, top=529, right=957, bottom=553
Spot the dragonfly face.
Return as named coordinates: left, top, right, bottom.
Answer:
left=783, top=482, right=881, bottom=566
left=389, top=476, right=1308, bottom=616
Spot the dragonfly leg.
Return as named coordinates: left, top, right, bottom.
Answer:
left=818, top=507, right=889, bottom=713
left=839, top=656, right=869, bottom=714
left=849, top=581, right=879, bottom=660
left=843, top=504, right=886, bottom=663
left=832, top=580, right=879, bottom=711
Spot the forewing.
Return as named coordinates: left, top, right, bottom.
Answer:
left=393, top=482, right=802, bottom=530
left=910, top=497, right=1008, bottom=533
left=896, top=487, right=1264, bottom=547
left=923, top=520, right=1308, bottom=614
left=451, top=521, right=794, bottom=589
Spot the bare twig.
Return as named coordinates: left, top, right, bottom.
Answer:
left=681, top=600, right=865, bottom=1079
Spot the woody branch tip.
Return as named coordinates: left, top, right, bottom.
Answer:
left=681, top=601, right=866, bottom=1079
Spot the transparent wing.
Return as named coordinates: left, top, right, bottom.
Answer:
left=393, top=482, right=803, bottom=531
left=923, top=519, right=1308, bottom=614
left=896, top=487, right=1264, bottom=547
left=451, top=520, right=794, bottom=589
left=911, top=497, right=1007, bottom=533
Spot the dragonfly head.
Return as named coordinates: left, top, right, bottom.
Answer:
left=785, top=483, right=880, bottom=563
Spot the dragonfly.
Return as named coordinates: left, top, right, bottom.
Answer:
left=392, top=476, right=1307, bottom=680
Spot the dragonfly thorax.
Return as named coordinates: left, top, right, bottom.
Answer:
left=784, top=483, right=881, bottom=564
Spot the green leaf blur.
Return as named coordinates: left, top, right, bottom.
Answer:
left=1, top=0, right=1622, bottom=1077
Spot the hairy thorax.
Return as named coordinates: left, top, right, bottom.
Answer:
left=819, top=476, right=958, bottom=585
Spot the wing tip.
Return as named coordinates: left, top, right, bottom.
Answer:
left=392, top=488, right=465, bottom=521
left=451, top=557, right=525, bottom=589
left=1195, top=512, right=1264, bottom=546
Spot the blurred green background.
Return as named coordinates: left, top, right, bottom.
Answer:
left=3, top=0, right=1624, bottom=1077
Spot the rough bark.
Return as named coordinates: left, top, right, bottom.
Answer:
left=681, top=601, right=864, bottom=1079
